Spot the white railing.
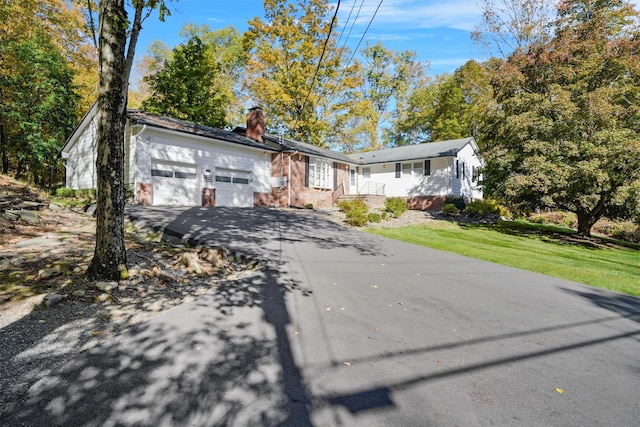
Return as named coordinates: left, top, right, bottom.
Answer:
left=358, top=181, right=385, bottom=196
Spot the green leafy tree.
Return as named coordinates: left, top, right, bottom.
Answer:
left=142, top=35, right=229, bottom=128
left=244, top=0, right=352, bottom=147
left=484, top=0, right=640, bottom=236
left=330, top=43, right=425, bottom=151
left=0, top=32, right=79, bottom=186
left=0, top=0, right=94, bottom=177
left=178, top=25, right=248, bottom=126
left=390, top=60, right=494, bottom=145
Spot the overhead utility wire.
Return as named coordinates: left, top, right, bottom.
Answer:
left=323, top=0, right=365, bottom=84
left=298, top=0, right=341, bottom=124
left=333, top=0, right=361, bottom=58
left=325, top=0, right=384, bottom=109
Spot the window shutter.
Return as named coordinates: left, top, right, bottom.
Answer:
left=462, top=162, right=465, bottom=179
left=395, top=163, right=401, bottom=178
left=305, top=156, right=310, bottom=187
left=333, top=162, right=338, bottom=190
left=455, top=160, right=459, bottom=179
left=424, top=159, right=431, bottom=176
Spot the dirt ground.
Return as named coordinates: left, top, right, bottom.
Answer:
left=0, top=175, right=258, bottom=415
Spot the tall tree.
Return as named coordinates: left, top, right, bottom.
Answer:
left=0, top=0, right=94, bottom=177
left=0, top=32, right=79, bottom=186
left=244, top=0, right=352, bottom=146
left=328, top=43, right=425, bottom=151
left=389, top=60, right=494, bottom=146
left=359, top=42, right=424, bottom=149
left=139, top=25, right=246, bottom=126
left=484, top=0, right=640, bottom=235
left=472, top=0, right=554, bottom=57
left=87, top=0, right=172, bottom=281
left=142, top=36, right=229, bottom=127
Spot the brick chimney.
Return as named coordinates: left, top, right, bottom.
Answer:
left=246, top=107, right=264, bottom=142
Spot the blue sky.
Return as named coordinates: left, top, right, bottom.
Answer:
left=133, top=0, right=488, bottom=78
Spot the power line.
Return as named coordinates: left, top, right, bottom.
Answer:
left=324, top=0, right=384, bottom=110
left=333, top=0, right=363, bottom=61
left=297, top=0, right=341, bottom=127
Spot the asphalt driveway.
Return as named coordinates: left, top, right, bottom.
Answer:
left=8, top=206, right=640, bottom=426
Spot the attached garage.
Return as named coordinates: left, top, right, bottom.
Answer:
left=151, top=162, right=198, bottom=206
left=215, top=168, right=253, bottom=207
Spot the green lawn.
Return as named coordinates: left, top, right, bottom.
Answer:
left=367, top=220, right=640, bottom=297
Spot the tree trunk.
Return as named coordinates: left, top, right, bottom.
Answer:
left=87, top=0, right=128, bottom=281
left=576, top=210, right=598, bottom=237
left=0, top=120, right=7, bottom=174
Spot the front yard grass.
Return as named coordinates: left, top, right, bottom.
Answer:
left=367, top=220, right=640, bottom=297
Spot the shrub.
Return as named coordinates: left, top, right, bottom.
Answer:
left=592, top=219, right=640, bottom=243
left=464, top=199, right=510, bottom=218
left=385, top=197, right=407, bottom=218
left=338, top=199, right=368, bottom=215
left=381, top=211, right=390, bottom=221
left=442, top=203, right=460, bottom=216
left=346, top=211, right=369, bottom=226
left=339, top=199, right=370, bottom=226
left=124, top=185, right=134, bottom=200
left=304, top=203, right=314, bottom=210
left=444, top=195, right=466, bottom=211
left=55, top=187, right=75, bottom=198
left=368, top=212, right=382, bottom=223
left=527, top=211, right=576, bottom=228
left=529, top=215, right=545, bottom=224
left=75, top=188, right=96, bottom=200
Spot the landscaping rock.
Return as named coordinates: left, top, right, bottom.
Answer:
left=44, top=293, right=64, bottom=307
left=72, top=290, right=86, bottom=297
left=38, top=268, right=61, bottom=280
left=53, top=261, right=73, bottom=273
left=94, top=293, right=113, bottom=303
left=96, top=281, right=118, bottom=292
left=16, top=210, right=39, bottom=224
left=11, top=256, right=26, bottom=266
left=4, top=211, right=19, bottom=221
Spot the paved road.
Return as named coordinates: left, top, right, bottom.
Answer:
left=7, top=206, right=640, bottom=426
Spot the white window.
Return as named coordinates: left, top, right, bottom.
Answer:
left=402, top=163, right=412, bottom=176
left=413, top=162, right=423, bottom=175
left=350, top=169, right=356, bottom=186
left=309, top=157, right=332, bottom=189
left=362, top=167, right=371, bottom=179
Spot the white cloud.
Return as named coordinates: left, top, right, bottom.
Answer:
left=334, top=0, right=481, bottom=33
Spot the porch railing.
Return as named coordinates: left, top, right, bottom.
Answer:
left=358, top=181, right=385, bottom=196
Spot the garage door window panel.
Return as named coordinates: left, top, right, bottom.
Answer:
left=152, top=169, right=173, bottom=178
left=175, top=171, right=196, bottom=179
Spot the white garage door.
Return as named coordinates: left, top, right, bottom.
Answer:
left=215, top=169, right=252, bottom=207
left=152, top=162, right=198, bottom=206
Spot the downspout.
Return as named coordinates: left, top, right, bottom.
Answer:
left=130, top=124, right=146, bottom=203
left=287, top=150, right=298, bottom=207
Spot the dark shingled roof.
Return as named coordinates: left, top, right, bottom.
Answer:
left=128, top=110, right=280, bottom=152
left=120, top=111, right=478, bottom=166
left=348, top=138, right=476, bottom=164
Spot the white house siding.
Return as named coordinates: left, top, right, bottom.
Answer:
left=454, top=143, right=484, bottom=200
left=133, top=127, right=272, bottom=207
left=360, top=157, right=452, bottom=197
left=64, top=114, right=98, bottom=190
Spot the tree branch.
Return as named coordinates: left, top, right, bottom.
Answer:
left=86, top=0, right=98, bottom=48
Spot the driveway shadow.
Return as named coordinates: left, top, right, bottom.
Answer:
left=6, top=264, right=314, bottom=426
